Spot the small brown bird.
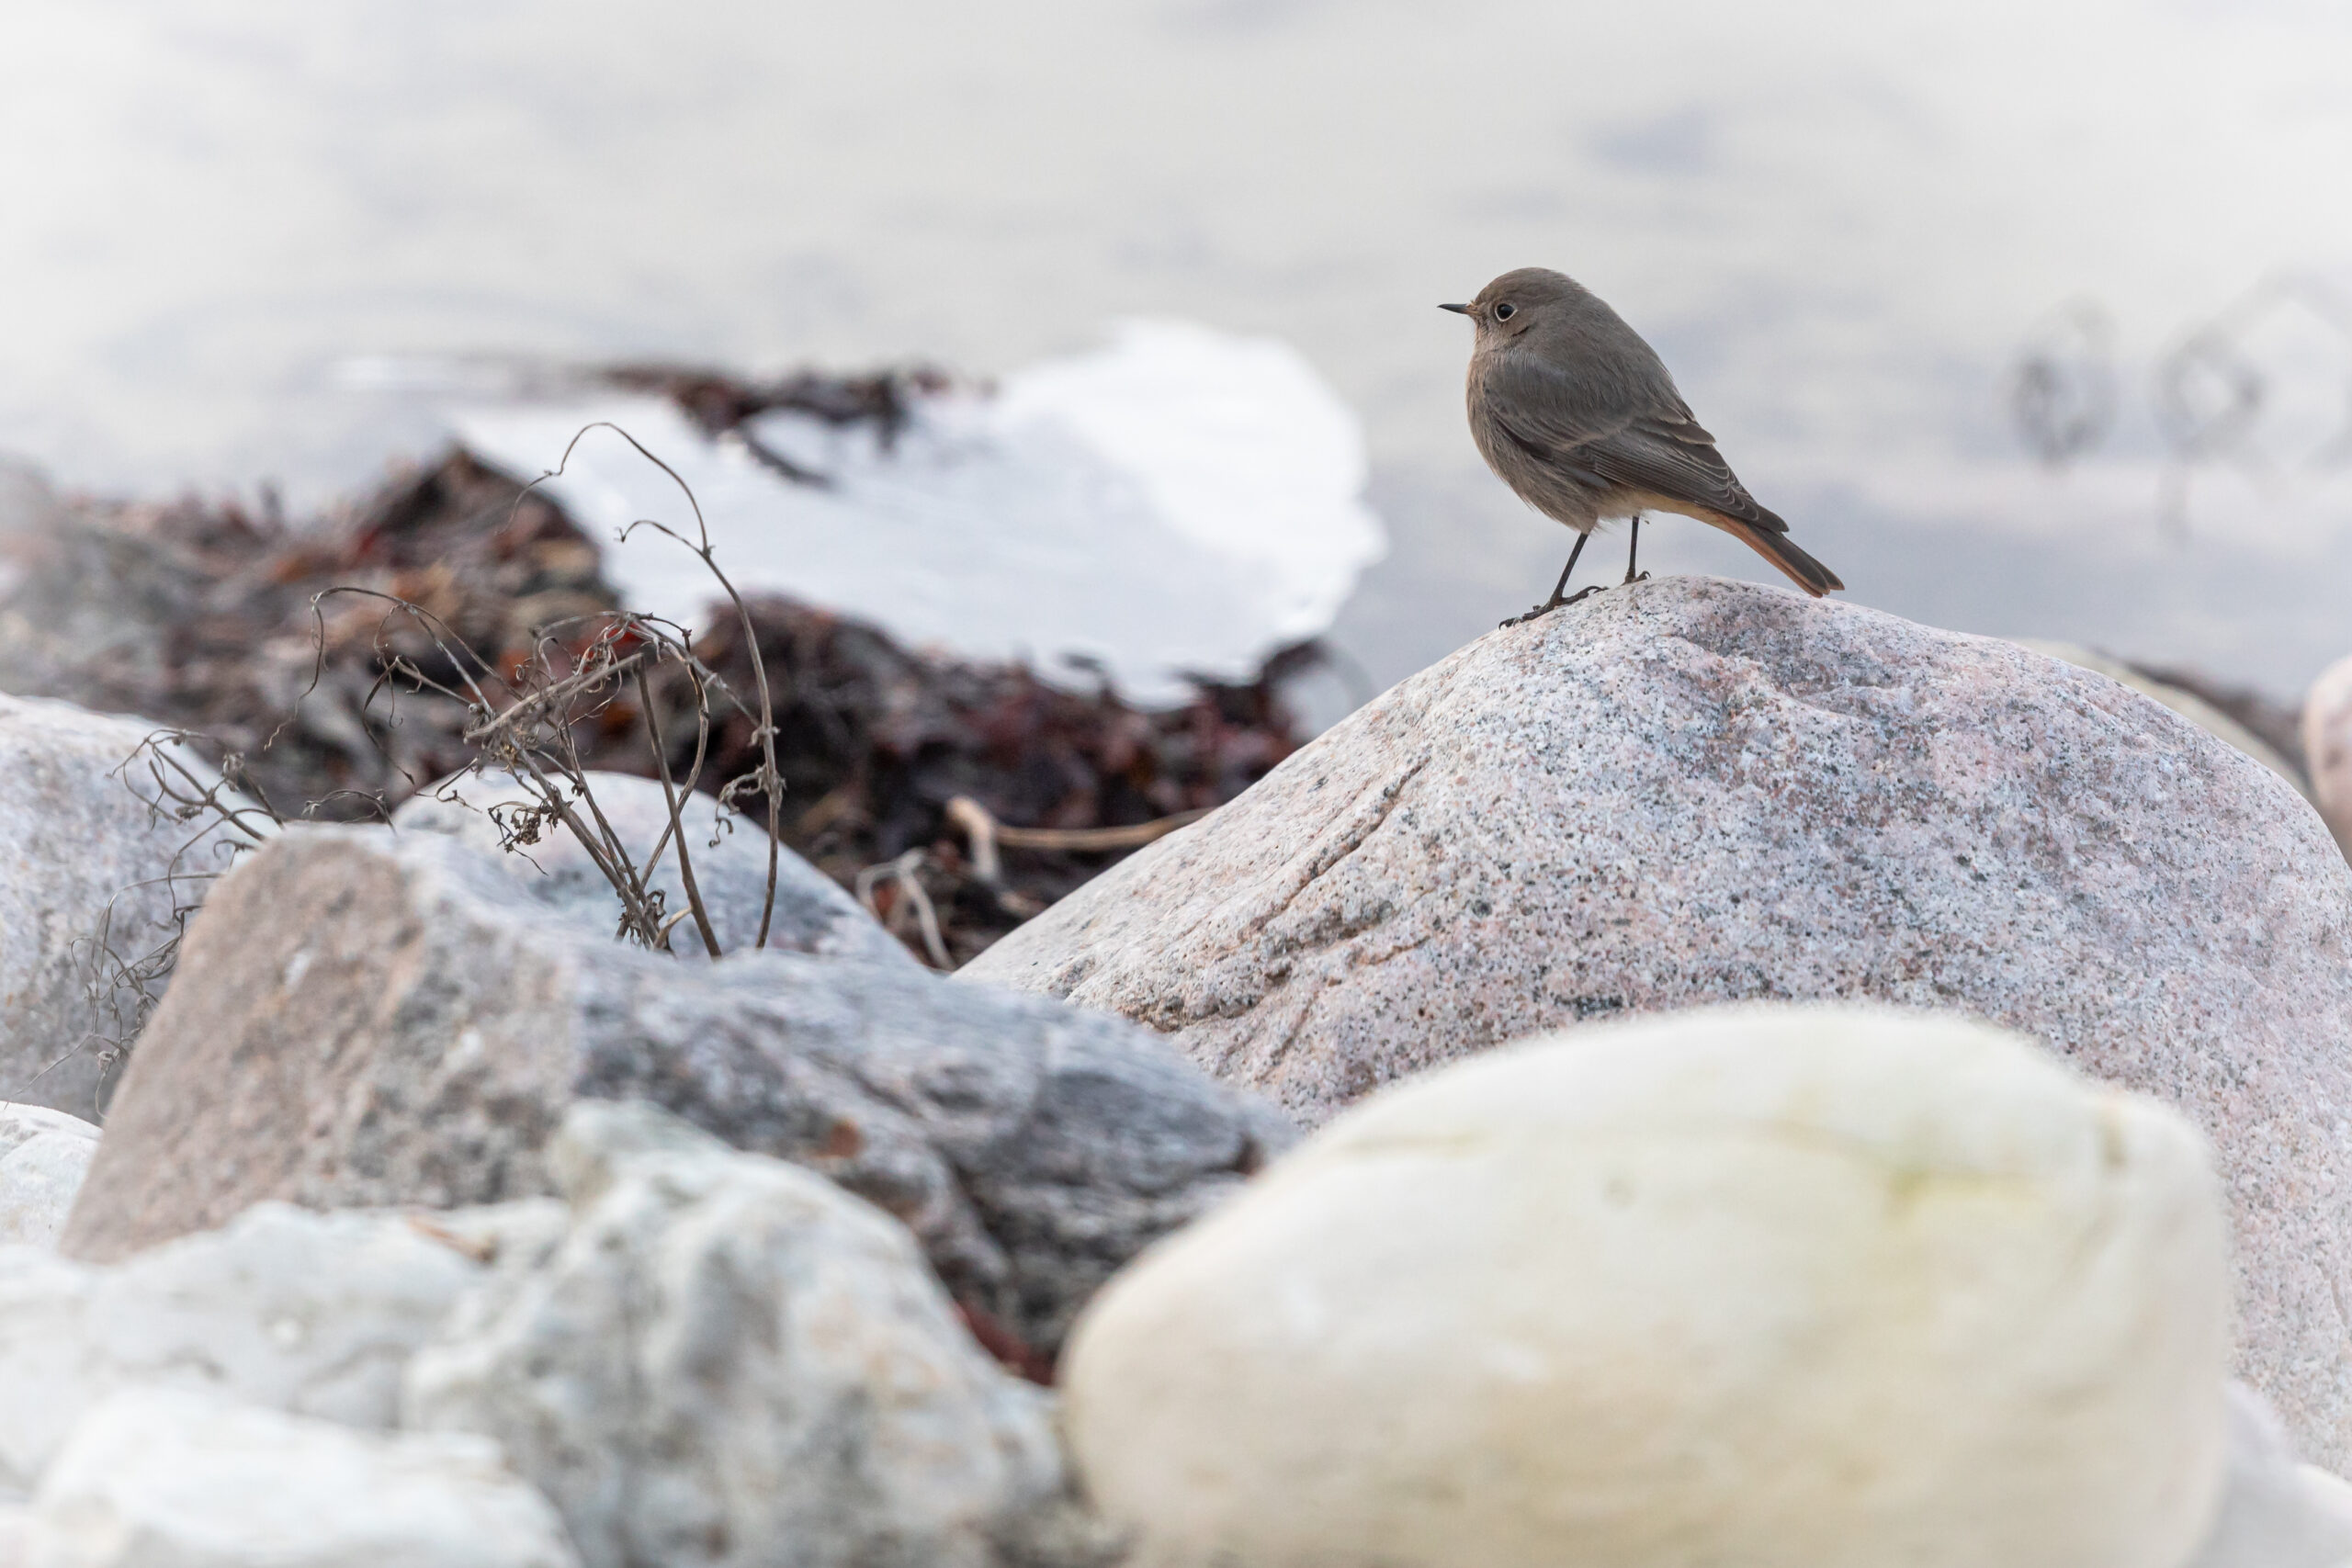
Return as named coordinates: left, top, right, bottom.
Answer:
left=1443, top=267, right=1843, bottom=624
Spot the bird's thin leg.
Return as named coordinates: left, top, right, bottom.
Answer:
left=1501, top=531, right=1598, bottom=627
left=1623, top=513, right=1649, bottom=584
left=1544, top=531, right=1588, bottom=604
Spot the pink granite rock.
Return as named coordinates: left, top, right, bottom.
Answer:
left=2306, top=654, right=2352, bottom=863
left=962, top=574, right=2352, bottom=1468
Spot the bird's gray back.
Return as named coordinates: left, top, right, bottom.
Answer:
left=1467, top=277, right=1779, bottom=534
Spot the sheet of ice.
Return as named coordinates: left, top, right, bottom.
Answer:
left=450, top=321, right=1385, bottom=706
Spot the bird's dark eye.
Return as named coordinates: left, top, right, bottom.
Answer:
left=1493, top=302, right=1516, bottom=321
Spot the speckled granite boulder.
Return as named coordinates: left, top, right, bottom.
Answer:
left=962, top=574, right=2352, bottom=1466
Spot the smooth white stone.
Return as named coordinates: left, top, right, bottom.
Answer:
left=1061, top=1004, right=2233, bottom=1568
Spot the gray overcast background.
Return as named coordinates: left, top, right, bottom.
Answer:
left=3, top=0, right=2348, bottom=700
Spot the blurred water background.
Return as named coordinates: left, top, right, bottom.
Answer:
left=3, top=0, right=2348, bottom=705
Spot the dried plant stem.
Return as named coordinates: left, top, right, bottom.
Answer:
left=528, top=427, right=786, bottom=931
left=944, top=795, right=1208, bottom=876
left=637, top=663, right=721, bottom=958
left=463, top=649, right=650, bottom=744
left=636, top=665, right=711, bottom=881
left=508, top=749, right=666, bottom=943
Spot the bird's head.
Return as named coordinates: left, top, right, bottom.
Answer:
left=1440, top=267, right=1583, bottom=343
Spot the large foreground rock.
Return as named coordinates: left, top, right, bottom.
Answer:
left=967, top=574, right=2352, bottom=1463
left=60, top=825, right=1290, bottom=1356
left=29, top=1387, right=579, bottom=1568
left=0, top=695, right=247, bottom=1117
left=407, top=1101, right=1085, bottom=1568
left=1063, top=1006, right=2232, bottom=1568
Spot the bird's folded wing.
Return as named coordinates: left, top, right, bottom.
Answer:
left=1585, top=422, right=1786, bottom=534
left=1484, top=355, right=1784, bottom=534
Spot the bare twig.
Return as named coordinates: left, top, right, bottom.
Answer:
left=617, top=513, right=783, bottom=946
left=517, top=423, right=788, bottom=949
left=463, top=649, right=650, bottom=744
left=637, top=662, right=720, bottom=958
left=298, top=434, right=790, bottom=958
left=944, top=795, right=1208, bottom=861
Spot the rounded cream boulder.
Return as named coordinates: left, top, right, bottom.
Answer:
left=1058, top=1005, right=2233, bottom=1568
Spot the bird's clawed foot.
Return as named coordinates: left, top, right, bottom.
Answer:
left=1622, top=569, right=1651, bottom=586
left=1498, top=584, right=1605, bottom=628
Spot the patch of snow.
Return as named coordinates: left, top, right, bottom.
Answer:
left=451, top=321, right=1385, bottom=706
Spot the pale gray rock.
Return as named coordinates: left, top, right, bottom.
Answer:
left=406, top=1100, right=1090, bottom=1568
left=0, top=694, right=252, bottom=1117
left=29, top=1387, right=580, bottom=1568
left=394, top=770, right=912, bottom=965
left=0, top=1200, right=554, bottom=1493
left=2187, top=1382, right=2352, bottom=1568
left=60, top=825, right=1290, bottom=1357
left=0, top=1105, right=97, bottom=1247
left=964, top=574, right=2352, bottom=1467
left=2307, top=653, right=2352, bottom=863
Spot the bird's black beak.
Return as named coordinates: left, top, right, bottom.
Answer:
left=1439, top=302, right=1472, bottom=315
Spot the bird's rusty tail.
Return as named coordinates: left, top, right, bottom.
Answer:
left=1706, top=514, right=1844, bottom=598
